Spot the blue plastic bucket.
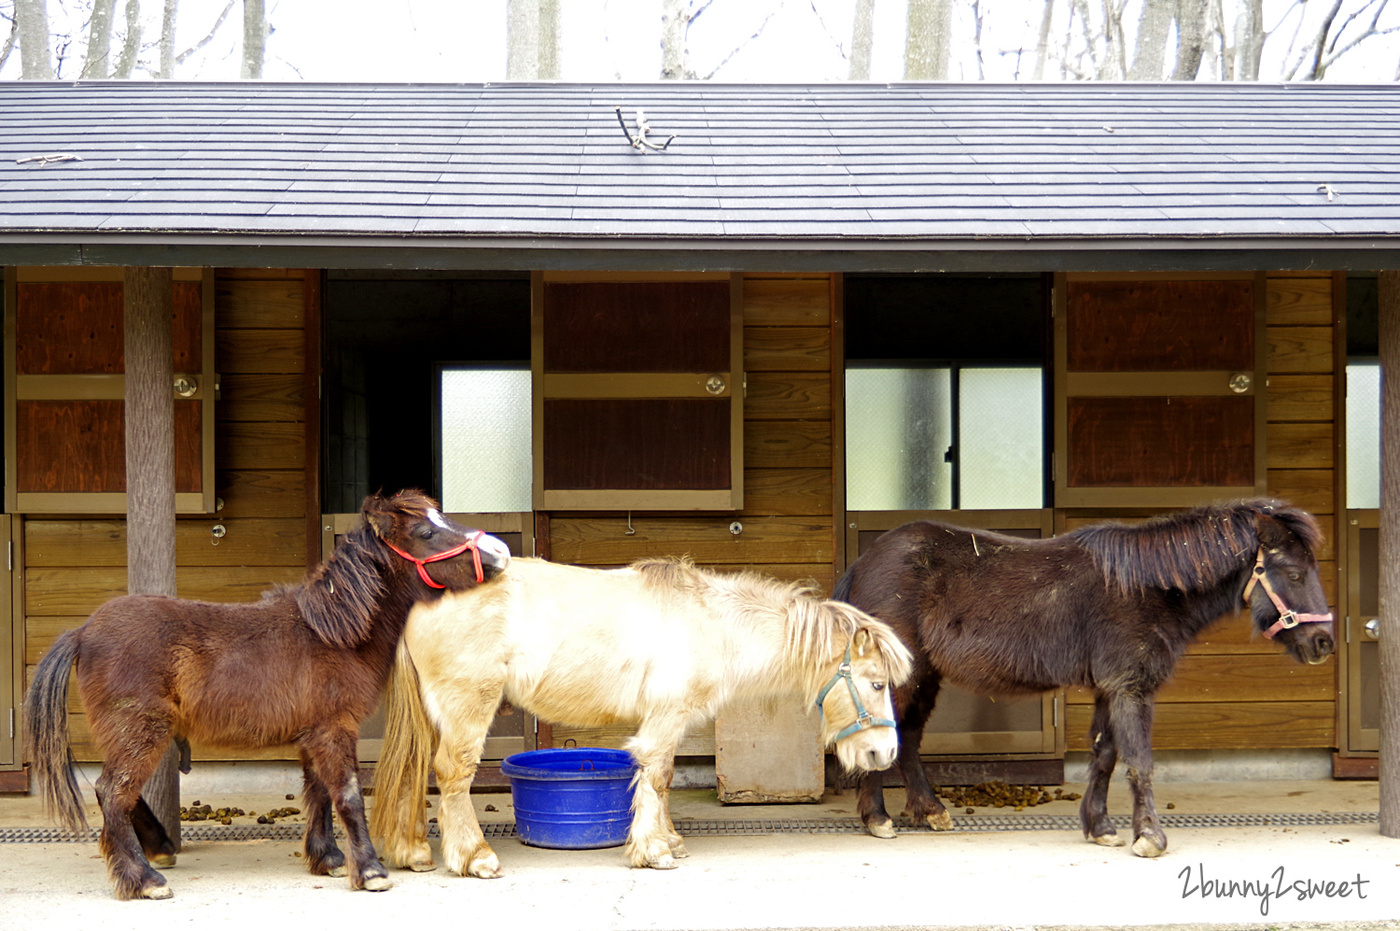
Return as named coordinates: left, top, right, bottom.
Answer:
left=500, top=748, right=638, bottom=849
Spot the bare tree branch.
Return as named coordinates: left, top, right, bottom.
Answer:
left=176, top=0, right=235, bottom=66
left=702, top=4, right=782, bottom=79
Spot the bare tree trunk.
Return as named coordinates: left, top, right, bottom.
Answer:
left=15, top=0, right=55, bottom=79
left=82, top=0, right=118, bottom=78
left=905, top=0, right=953, bottom=79
left=112, top=0, right=142, bottom=78
left=1031, top=0, right=1056, bottom=79
left=241, top=0, right=265, bottom=79
left=1379, top=269, right=1400, bottom=839
left=1127, top=0, right=1173, bottom=79
left=1172, top=0, right=1209, bottom=79
left=538, top=0, right=560, bottom=79
left=159, top=0, right=179, bottom=78
left=507, top=0, right=539, bottom=78
left=124, top=266, right=182, bottom=846
left=1231, top=0, right=1263, bottom=78
left=660, top=0, right=694, bottom=79
left=850, top=0, right=875, bottom=80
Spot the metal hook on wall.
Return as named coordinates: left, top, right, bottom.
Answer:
left=624, top=511, right=636, bottom=536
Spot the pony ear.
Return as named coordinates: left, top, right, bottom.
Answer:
left=852, top=627, right=873, bottom=657
left=364, top=511, right=393, bottom=539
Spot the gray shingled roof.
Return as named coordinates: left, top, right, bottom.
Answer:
left=2, top=81, right=1398, bottom=270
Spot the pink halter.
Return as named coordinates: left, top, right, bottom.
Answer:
left=385, top=531, right=485, bottom=589
left=1242, top=548, right=1333, bottom=639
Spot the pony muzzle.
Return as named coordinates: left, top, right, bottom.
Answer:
left=387, top=532, right=486, bottom=588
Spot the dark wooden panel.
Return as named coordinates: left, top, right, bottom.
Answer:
left=16, top=281, right=202, bottom=374
left=544, top=282, right=730, bottom=372
left=218, top=373, right=306, bottom=422
left=543, top=399, right=730, bottom=490
left=1067, top=396, right=1254, bottom=487
left=1067, top=279, right=1254, bottom=371
left=215, top=328, right=305, bottom=374
left=548, top=515, right=832, bottom=565
left=15, top=400, right=202, bottom=493
left=1066, top=700, right=1335, bottom=750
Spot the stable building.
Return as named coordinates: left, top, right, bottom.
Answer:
left=1, top=81, right=1396, bottom=796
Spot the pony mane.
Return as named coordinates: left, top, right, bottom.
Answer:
left=274, top=521, right=390, bottom=649
left=1068, top=498, right=1319, bottom=595
left=631, top=557, right=912, bottom=684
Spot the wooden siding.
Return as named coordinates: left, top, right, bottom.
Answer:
left=22, top=269, right=312, bottom=763
left=548, top=274, right=836, bottom=752
left=1066, top=272, right=1340, bottom=752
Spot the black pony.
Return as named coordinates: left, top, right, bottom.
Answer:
left=834, top=499, right=1334, bottom=857
left=24, top=491, right=512, bottom=900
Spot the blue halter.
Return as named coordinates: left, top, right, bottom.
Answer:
left=815, top=642, right=898, bottom=742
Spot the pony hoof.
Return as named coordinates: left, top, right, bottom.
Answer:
left=141, top=882, right=174, bottom=900
left=327, top=865, right=348, bottom=878
left=150, top=853, right=177, bottom=868
left=1132, top=835, right=1166, bottom=858
left=362, top=875, right=393, bottom=892
left=668, top=840, right=690, bottom=859
left=647, top=854, right=678, bottom=870
left=867, top=819, right=897, bottom=839
left=1092, top=833, right=1126, bottom=848
left=925, top=811, right=954, bottom=832
left=467, top=860, right=504, bottom=880
left=407, top=858, right=437, bottom=873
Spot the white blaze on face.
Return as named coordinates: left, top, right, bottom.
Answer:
left=427, top=508, right=453, bottom=531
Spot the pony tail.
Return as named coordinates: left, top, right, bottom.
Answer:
left=23, top=629, right=88, bottom=833
left=370, top=637, right=437, bottom=868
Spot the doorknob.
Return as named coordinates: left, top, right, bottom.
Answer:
left=1365, top=618, right=1380, bottom=640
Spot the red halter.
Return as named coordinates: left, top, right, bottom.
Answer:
left=386, top=530, right=485, bottom=588
left=1242, top=548, right=1333, bottom=639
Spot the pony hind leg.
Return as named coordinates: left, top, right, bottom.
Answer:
left=299, top=726, right=392, bottom=891
left=1079, top=692, right=1123, bottom=847
left=130, top=795, right=179, bottom=868
left=432, top=711, right=500, bottom=879
left=94, top=749, right=175, bottom=899
left=624, top=713, right=688, bottom=870
left=859, top=676, right=944, bottom=838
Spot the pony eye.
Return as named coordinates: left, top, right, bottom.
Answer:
left=1288, top=571, right=1301, bottom=582
left=871, top=682, right=885, bottom=692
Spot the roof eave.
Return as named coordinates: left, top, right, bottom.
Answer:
left=3, top=231, right=1400, bottom=274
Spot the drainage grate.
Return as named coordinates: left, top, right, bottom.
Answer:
left=1, top=810, right=1377, bottom=844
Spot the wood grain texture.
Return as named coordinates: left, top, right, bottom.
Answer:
left=745, top=372, right=832, bottom=420
left=743, top=278, right=830, bottom=326
left=745, top=327, right=830, bottom=371
left=1066, top=700, right=1337, bottom=750
left=744, top=421, right=832, bottom=469
left=1266, top=276, right=1333, bottom=326
left=215, top=328, right=305, bottom=374
left=548, top=515, right=833, bottom=566
left=215, top=279, right=306, bottom=328
left=1266, top=326, right=1334, bottom=374
left=1267, top=375, right=1333, bottom=422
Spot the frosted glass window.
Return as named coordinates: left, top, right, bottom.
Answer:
left=1348, top=362, right=1380, bottom=509
left=440, top=367, right=531, bottom=512
left=960, top=368, right=1043, bottom=508
left=846, top=368, right=952, bottom=510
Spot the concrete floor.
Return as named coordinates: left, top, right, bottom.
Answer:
left=1, top=776, right=1394, bottom=930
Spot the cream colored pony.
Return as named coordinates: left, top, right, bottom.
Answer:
left=370, top=556, right=913, bottom=878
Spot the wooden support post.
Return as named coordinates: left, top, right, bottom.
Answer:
left=1379, top=269, right=1400, bottom=838
left=124, top=266, right=181, bottom=847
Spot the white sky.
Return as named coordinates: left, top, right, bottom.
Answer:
left=9, top=0, right=1400, bottom=83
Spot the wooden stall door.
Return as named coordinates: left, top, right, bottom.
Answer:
left=1345, top=511, right=1381, bottom=753
left=533, top=272, right=743, bottom=511
left=0, top=517, right=13, bottom=770
left=1055, top=273, right=1266, bottom=507
left=5, top=268, right=215, bottom=514
left=844, top=509, right=1063, bottom=758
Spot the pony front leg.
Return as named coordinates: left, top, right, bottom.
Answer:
left=1110, top=693, right=1166, bottom=858
left=624, top=716, right=686, bottom=870
left=300, top=728, right=392, bottom=891
left=434, top=722, right=501, bottom=879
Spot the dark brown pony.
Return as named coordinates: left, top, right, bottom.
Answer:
left=834, top=499, right=1334, bottom=858
left=24, top=491, right=511, bottom=900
